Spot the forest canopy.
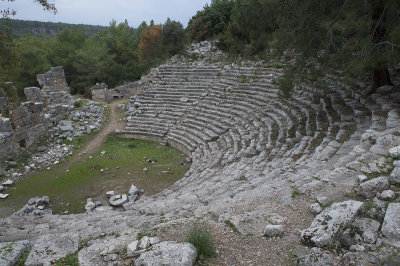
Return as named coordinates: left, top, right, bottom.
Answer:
left=188, top=0, right=400, bottom=89
left=2, top=0, right=400, bottom=98
left=1, top=18, right=186, bottom=96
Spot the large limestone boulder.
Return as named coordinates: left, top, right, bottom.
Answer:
left=0, top=118, right=12, bottom=133
left=25, top=233, right=80, bottom=266
left=358, top=176, right=389, bottom=198
left=301, top=200, right=364, bottom=247
left=381, top=203, right=400, bottom=248
left=135, top=241, right=197, bottom=266
left=0, top=240, right=30, bottom=266
left=78, top=234, right=135, bottom=266
left=390, top=167, right=400, bottom=184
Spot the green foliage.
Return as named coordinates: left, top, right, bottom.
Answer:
left=162, top=18, right=186, bottom=56
left=16, top=250, right=30, bottom=266
left=0, top=82, right=18, bottom=100
left=3, top=17, right=187, bottom=96
left=187, top=0, right=234, bottom=42
left=291, top=188, right=303, bottom=198
left=2, top=19, right=106, bottom=38
left=189, top=0, right=400, bottom=86
left=0, top=136, right=190, bottom=217
left=137, top=232, right=145, bottom=240
left=186, top=224, right=216, bottom=260
left=54, top=252, right=79, bottom=266
left=74, top=100, right=82, bottom=109
left=224, top=220, right=240, bottom=234
left=277, top=73, right=294, bottom=98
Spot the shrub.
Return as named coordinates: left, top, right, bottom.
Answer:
left=277, top=74, right=293, bottom=98
left=186, top=224, right=216, bottom=261
left=74, top=100, right=82, bottom=109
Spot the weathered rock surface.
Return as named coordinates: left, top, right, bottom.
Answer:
left=301, top=200, right=364, bottom=247
left=390, top=166, right=400, bottom=184
left=78, top=234, right=134, bottom=266
left=25, top=233, right=80, bottom=266
left=358, top=176, right=389, bottom=198
left=309, top=203, right=322, bottom=214
left=0, top=240, right=30, bottom=266
left=135, top=241, right=197, bottom=266
left=381, top=203, right=400, bottom=248
left=297, top=247, right=336, bottom=266
left=389, top=145, right=400, bottom=158
left=109, top=194, right=128, bottom=207
left=128, top=184, right=139, bottom=202
left=264, top=224, right=284, bottom=237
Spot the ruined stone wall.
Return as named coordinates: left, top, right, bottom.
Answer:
left=113, top=80, right=148, bottom=98
left=0, top=87, right=45, bottom=160
left=0, top=66, right=74, bottom=160
left=37, top=66, right=69, bottom=92
left=91, top=83, right=111, bottom=103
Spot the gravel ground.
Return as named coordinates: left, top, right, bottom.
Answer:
left=155, top=195, right=314, bottom=265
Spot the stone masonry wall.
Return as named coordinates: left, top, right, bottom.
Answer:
left=0, top=88, right=45, bottom=160
left=37, top=66, right=69, bottom=92
left=0, top=66, right=74, bottom=160
left=91, top=83, right=111, bottom=103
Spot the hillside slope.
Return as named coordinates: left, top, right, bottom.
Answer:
left=0, top=19, right=106, bottom=37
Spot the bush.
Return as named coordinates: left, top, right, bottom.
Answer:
left=186, top=224, right=216, bottom=261
left=277, top=73, right=293, bottom=98
left=74, top=100, right=82, bottom=109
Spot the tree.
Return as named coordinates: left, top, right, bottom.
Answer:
left=277, top=0, right=400, bottom=89
left=14, top=35, right=52, bottom=96
left=162, top=18, right=185, bottom=56
left=187, top=0, right=234, bottom=42
left=0, top=0, right=56, bottom=84
left=48, top=27, right=86, bottom=92
left=138, top=24, right=163, bottom=61
left=72, top=38, right=117, bottom=94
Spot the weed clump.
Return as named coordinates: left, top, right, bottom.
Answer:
left=186, top=224, right=216, bottom=261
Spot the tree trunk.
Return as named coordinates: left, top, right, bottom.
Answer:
left=371, top=0, right=392, bottom=89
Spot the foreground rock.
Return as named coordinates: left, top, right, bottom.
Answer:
left=109, top=194, right=128, bottom=207
left=301, top=200, right=364, bottom=247
left=25, top=233, right=80, bottom=266
left=381, top=203, right=400, bottom=248
left=128, top=184, right=139, bottom=202
left=264, top=224, right=284, bottom=237
left=13, top=196, right=52, bottom=216
left=135, top=241, right=197, bottom=266
left=357, top=176, right=389, bottom=198
left=78, top=234, right=135, bottom=266
left=0, top=240, right=30, bottom=266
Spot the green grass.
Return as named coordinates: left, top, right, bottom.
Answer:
left=224, top=220, right=240, bottom=234
left=291, top=188, right=303, bottom=198
left=54, top=252, right=79, bottom=266
left=186, top=224, right=216, bottom=261
left=16, top=250, right=30, bottom=266
left=0, top=136, right=190, bottom=216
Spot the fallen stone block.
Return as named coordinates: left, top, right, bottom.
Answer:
left=264, top=224, right=284, bottom=237
left=358, top=176, right=389, bottom=198
left=2, top=179, right=14, bottom=186
left=301, top=200, right=364, bottom=247
left=0, top=240, right=30, bottom=266
left=135, top=241, right=197, bottom=266
left=109, top=194, right=128, bottom=207
left=381, top=203, right=400, bottom=248
left=390, top=167, right=400, bottom=184
left=25, top=233, right=80, bottom=266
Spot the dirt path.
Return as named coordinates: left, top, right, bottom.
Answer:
left=67, top=99, right=127, bottom=165
left=82, top=100, right=126, bottom=155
